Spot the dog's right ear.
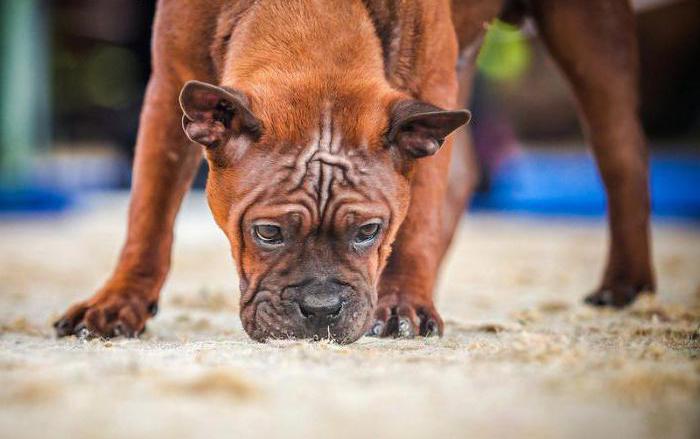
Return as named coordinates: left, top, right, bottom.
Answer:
left=179, top=80, right=262, bottom=149
left=387, top=100, right=470, bottom=158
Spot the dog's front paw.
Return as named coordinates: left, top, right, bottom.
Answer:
left=54, top=290, right=158, bottom=339
left=366, top=295, right=443, bottom=338
left=584, top=283, right=654, bottom=308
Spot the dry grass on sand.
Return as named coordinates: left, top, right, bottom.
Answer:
left=1, top=194, right=699, bottom=439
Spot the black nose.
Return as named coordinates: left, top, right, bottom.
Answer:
left=299, top=293, right=342, bottom=319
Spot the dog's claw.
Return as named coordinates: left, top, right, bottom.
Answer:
left=397, top=318, right=413, bottom=338
left=584, top=290, right=611, bottom=307
left=75, top=323, right=92, bottom=340
left=54, top=318, right=72, bottom=337
left=423, top=319, right=439, bottom=337
left=367, top=321, right=384, bottom=337
left=113, top=322, right=125, bottom=338
left=148, top=302, right=159, bottom=316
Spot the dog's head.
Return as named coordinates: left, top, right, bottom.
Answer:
left=179, top=80, right=469, bottom=343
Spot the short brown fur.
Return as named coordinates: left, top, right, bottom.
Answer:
left=55, top=0, right=654, bottom=342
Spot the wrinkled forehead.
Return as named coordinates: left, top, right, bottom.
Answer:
left=243, top=115, right=396, bottom=228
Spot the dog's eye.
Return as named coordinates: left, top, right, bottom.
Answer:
left=254, top=225, right=283, bottom=245
left=354, top=223, right=381, bottom=245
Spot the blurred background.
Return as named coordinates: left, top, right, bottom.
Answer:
left=0, top=0, right=698, bottom=218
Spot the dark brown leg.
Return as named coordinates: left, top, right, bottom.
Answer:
left=53, top=3, right=213, bottom=338
left=531, top=0, right=655, bottom=306
left=440, top=44, right=481, bottom=255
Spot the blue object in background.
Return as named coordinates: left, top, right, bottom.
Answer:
left=0, top=152, right=129, bottom=215
left=0, top=186, right=73, bottom=214
left=470, top=151, right=700, bottom=219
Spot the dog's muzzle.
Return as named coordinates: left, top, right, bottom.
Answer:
left=244, top=278, right=372, bottom=344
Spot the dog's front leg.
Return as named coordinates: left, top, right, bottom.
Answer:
left=53, top=73, right=203, bottom=338
left=370, top=139, right=456, bottom=338
left=368, top=3, right=463, bottom=338
left=53, top=2, right=217, bottom=338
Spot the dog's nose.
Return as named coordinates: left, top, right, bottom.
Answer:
left=299, top=293, right=342, bottom=318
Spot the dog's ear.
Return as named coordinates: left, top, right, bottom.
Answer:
left=387, top=100, right=470, bottom=158
left=179, top=80, right=262, bottom=149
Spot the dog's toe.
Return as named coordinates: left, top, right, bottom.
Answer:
left=397, top=317, right=415, bottom=338
left=53, top=302, right=88, bottom=338
left=73, top=322, right=92, bottom=340
left=366, top=321, right=384, bottom=337
left=584, top=290, right=613, bottom=307
left=421, top=317, right=440, bottom=337
left=53, top=317, right=73, bottom=337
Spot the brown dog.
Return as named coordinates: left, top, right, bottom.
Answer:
left=54, top=0, right=654, bottom=343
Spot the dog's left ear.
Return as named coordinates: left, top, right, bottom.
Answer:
left=387, top=100, right=470, bottom=158
left=179, top=80, right=262, bottom=149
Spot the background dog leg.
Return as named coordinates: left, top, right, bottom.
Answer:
left=531, top=0, right=655, bottom=307
left=441, top=43, right=481, bottom=257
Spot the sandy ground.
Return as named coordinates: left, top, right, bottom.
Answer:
left=0, top=193, right=698, bottom=439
